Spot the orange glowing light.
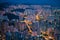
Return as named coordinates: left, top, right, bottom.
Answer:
left=36, top=14, right=40, bottom=21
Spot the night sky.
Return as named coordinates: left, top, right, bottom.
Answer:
left=0, top=0, right=60, bottom=7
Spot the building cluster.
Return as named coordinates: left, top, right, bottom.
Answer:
left=0, top=5, right=60, bottom=40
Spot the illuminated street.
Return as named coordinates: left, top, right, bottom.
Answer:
left=0, top=0, right=60, bottom=40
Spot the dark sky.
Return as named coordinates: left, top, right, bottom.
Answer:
left=0, top=0, right=60, bottom=7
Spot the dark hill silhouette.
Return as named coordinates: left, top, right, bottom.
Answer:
left=3, top=13, right=19, bottom=20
